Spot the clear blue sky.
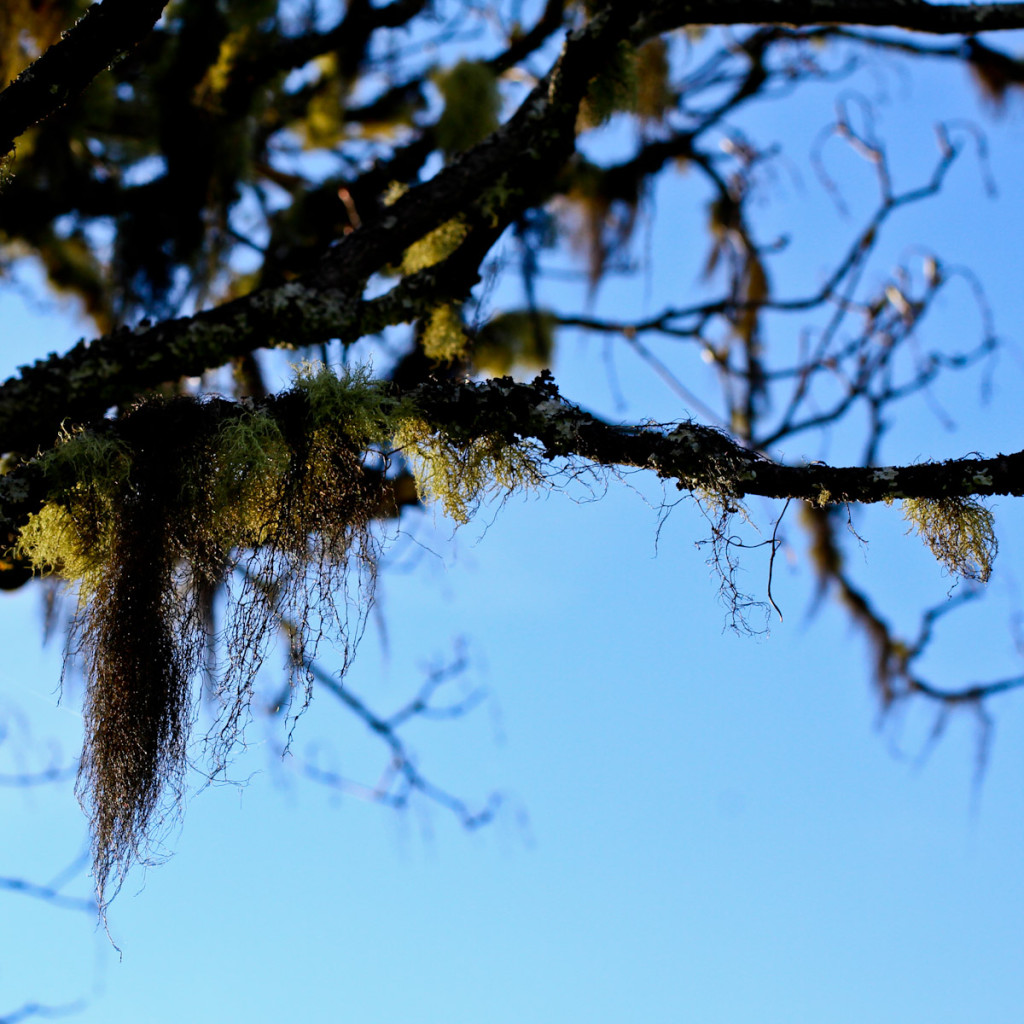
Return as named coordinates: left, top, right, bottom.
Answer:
left=3, top=21, right=1024, bottom=1024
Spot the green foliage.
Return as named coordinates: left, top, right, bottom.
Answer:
left=433, top=60, right=501, bottom=158
left=902, top=496, right=998, bottom=582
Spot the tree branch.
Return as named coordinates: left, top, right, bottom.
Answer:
left=0, top=0, right=168, bottom=160
left=639, top=0, right=1024, bottom=36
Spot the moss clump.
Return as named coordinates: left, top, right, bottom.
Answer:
left=293, top=360, right=406, bottom=445
left=433, top=60, right=501, bottom=158
left=902, top=496, right=997, bottom=582
left=209, top=410, right=292, bottom=547
left=14, top=364, right=548, bottom=906
left=393, top=415, right=544, bottom=524
left=402, top=217, right=469, bottom=275
left=15, top=427, right=133, bottom=594
left=578, top=40, right=638, bottom=130
left=16, top=381, right=397, bottom=908
left=422, top=303, right=468, bottom=365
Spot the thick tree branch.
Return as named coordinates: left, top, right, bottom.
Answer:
left=0, top=374, right=1019, bottom=565
left=0, top=5, right=638, bottom=456
left=0, top=0, right=168, bottom=160
left=410, top=374, right=1024, bottom=503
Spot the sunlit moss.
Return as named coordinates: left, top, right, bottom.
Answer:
left=293, top=360, right=407, bottom=446
left=301, top=54, right=346, bottom=149
left=401, top=216, right=468, bottom=275
left=196, top=28, right=252, bottom=111
left=422, top=303, right=468, bottom=364
left=634, top=38, right=676, bottom=124
left=902, top=496, right=997, bottom=582
left=383, top=181, right=408, bottom=206
left=210, top=411, right=292, bottom=547
left=393, top=415, right=544, bottom=524
left=13, top=365, right=551, bottom=906
left=15, top=428, right=133, bottom=594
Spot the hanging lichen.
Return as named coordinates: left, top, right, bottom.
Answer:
left=561, top=158, right=640, bottom=287
left=297, top=52, right=364, bottom=149
left=393, top=415, right=545, bottom=525
left=433, top=60, right=501, bottom=158
left=577, top=40, right=638, bottom=130
left=634, top=38, right=676, bottom=124
left=963, top=39, right=1024, bottom=112
left=14, top=364, right=543, bottom=907
left=902, top=496, right=997, bottom=582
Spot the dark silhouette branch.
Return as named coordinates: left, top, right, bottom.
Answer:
left=0, top=0, right=168, bottom=160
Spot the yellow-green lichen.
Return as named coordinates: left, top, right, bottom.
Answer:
left=300, top=54, right=346, bottom=149
left=393, top=416, right=544, bottom=524
left=12, top=364, right=555, bottom=910
left=634, top=38, right=676, bottom=124
left=293, top=361, right=407, bottom=447
left=383, top=181, right=408, bottom=206
left=422, top=303, right=468, bottom=364
left=209, top=411, right=292, bottom=548
left=401, top=216, right=468, bottom=275
left=902, top=495, right=997, bottom=582
left=578, top=40, right=638, bottom=130
left=16, top=428, right=133, bottom=593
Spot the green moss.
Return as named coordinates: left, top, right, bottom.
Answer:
left=15, top=427, right=133, bottom=593
left=401, top=216, right=468, bottom=275
left=479, top=174, right=521, bottom=228
left=393, top=415, right=544, bottom=524
left=383, top=181, right=408, bottom=206
left=293, top=360, right=407, bottom=447
left=300, top=54, right=346, bottom=149
left=902, top=496, right=997, bottom=582
left=14, top=365, right=552, bottom=905
left=578, top=40, right=638, bottom=130
left=433, top=60, right=501, bottom=158
left=210, top=411, right=292, bottom=548
left=422, top=303, right=468, bottom=364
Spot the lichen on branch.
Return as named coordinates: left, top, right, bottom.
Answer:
left=901, top=495, right=998, bottom=582
left=12, top=363, right=546, bottom=907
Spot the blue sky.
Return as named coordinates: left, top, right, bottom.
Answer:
left=4, top=21, right=1024, bottom=1024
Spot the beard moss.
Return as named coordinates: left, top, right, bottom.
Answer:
left=13, top=364, right=544, bottom=907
